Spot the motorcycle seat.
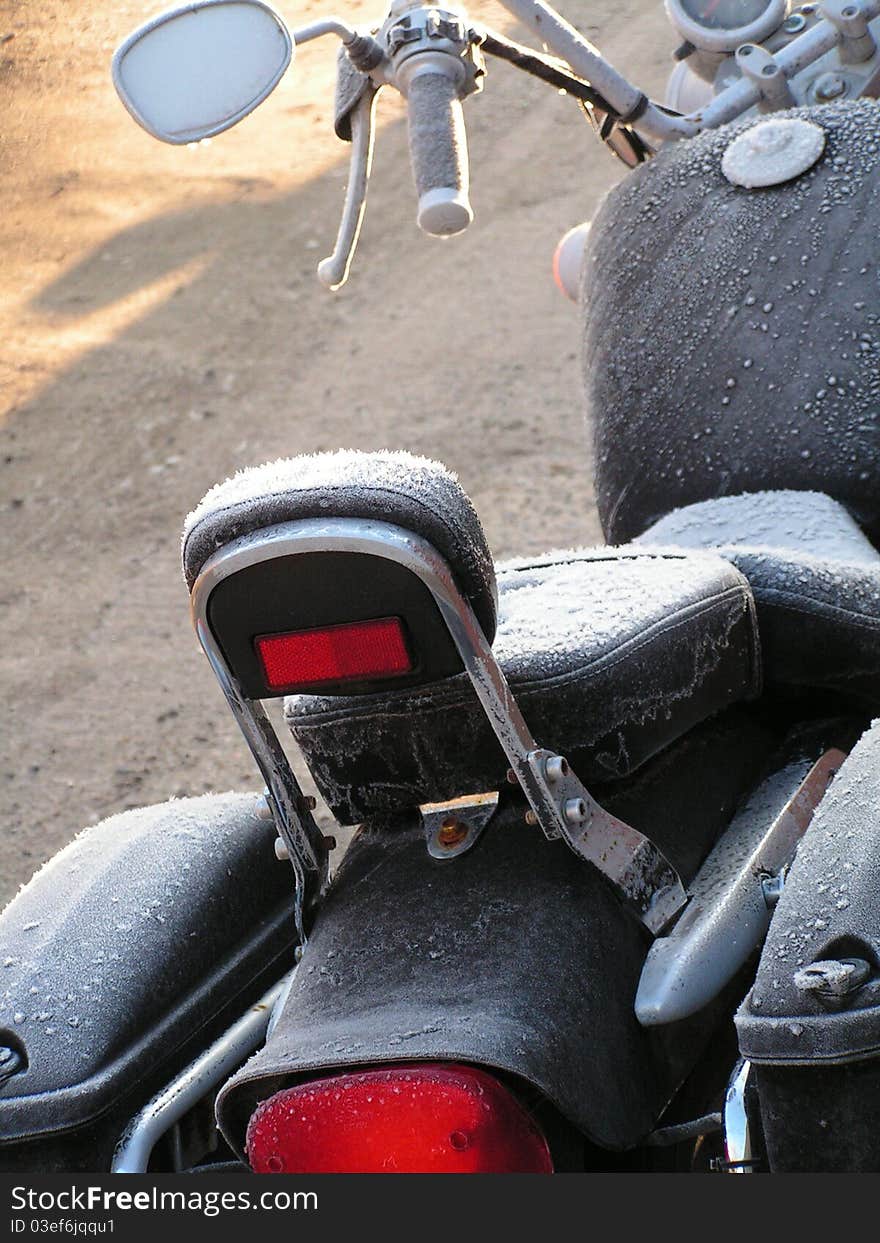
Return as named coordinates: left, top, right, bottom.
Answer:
left=183, top=450, right=760, bottom=827
left=637, top=490, right=880, bottom=706
left=285, top=546, right=760, bottom=825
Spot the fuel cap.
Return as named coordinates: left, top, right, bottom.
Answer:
left=722, top=116, right=826, bottom=188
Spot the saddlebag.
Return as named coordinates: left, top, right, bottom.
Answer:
left=736, top=720, right=880, bottom=1171
left=0, top=792, right=297, bottom=1172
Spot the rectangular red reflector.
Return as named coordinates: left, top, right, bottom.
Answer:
left=255, top=617, right=412, bottom=691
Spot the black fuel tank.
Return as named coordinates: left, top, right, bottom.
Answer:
left=583, top=99, right=880, bottom=544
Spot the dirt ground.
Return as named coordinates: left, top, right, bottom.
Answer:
left=0, top=0, right=672, bottom=905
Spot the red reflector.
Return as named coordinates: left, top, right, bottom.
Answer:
left=255, top=617, right=412, bottom=691
left=246, top=1063, right=554, bottom=1174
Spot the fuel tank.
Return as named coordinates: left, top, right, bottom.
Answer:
left=583, top=99, right=880, bottom=545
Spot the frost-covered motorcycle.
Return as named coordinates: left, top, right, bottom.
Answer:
left=3, top=0, right=880, bottom=1174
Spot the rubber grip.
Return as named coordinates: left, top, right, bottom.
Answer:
left=406, top=71, right=473, bottom=237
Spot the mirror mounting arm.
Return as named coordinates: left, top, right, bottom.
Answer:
left=290, top=17, right=358, bottom=43
left=291, top=18, right=385, bottom=71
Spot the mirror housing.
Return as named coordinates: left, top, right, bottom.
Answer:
left=112, top=0, right=292, bottom=144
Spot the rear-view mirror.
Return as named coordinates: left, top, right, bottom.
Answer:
left=112, top=0, right=293, bottom=144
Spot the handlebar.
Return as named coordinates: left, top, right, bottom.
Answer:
left=404, top=67, right=473, bottom=236
left=293, top=0, right=880, bottom=286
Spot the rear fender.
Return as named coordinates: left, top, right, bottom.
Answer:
left=217, top=707, right=780, bottom=1156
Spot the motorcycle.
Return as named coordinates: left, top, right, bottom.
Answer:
left=3, top=0, right=880, bottom=1174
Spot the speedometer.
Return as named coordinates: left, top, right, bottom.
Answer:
left=665, top=0, right=786, bottom=52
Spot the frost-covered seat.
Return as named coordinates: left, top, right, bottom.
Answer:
left=182, top=450, right=760, bottom=827
left=637, top=490, right=880, bottom=706
left=285, top=547, right=760, bottom=825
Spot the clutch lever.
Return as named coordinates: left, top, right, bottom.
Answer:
left=318, top=84, right=380, bottom=290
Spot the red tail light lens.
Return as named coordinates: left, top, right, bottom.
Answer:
left=246, top=1063, right=554, bottom=1173
left=255, top=617, right=412, bottom=691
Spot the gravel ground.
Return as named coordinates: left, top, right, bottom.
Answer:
left=0, top=0, right=672, bottom=904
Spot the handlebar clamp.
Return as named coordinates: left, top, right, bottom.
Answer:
left=384, top=5, right=485, bottom=96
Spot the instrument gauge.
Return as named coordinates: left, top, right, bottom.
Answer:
left=665, top=0, right=786, bottom=52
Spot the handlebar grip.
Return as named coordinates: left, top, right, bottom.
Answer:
left=405, top=70, right=473, bottom=237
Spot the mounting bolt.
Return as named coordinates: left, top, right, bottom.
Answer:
left=524, top=809, right=539, bottom=826
left=274, top=837, right=290, bottom=861
left=437, top=815, right=468, bottom=848
left=257, top=793, right=274, bottom=821
left=544, top=755, right=570, bottom=783
left=760, top=873, right=785, bottom=908
left=793, top=957, right=872, bottom=998
left=506, top=768, right=519, bottom=785
left=322, top=835, right=337, bottom=852
left=299, top=795, right=318, bottom=813
left=0, top=1045, right=23, bottom=1084
left=563, top=798, right=587, bottom=825
left=814, top=71, right=847, bottom=100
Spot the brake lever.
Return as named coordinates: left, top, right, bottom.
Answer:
left=318, top=84, right=380, bottom=290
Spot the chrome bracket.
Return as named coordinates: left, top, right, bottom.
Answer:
left=822, top=0, right=878, bottom=62
left=517, top=749, right=687, bottom=934
left=421, top=792, right=499, bottom=860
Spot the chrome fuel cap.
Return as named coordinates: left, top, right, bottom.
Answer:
left=722, top=116, right=826, bottom=188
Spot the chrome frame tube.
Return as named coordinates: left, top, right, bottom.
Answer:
left=724, top=1060, right=755, bottom=1173
left=111, top=975, right=291, bottom=1174
left=193, top=619, right=322, bottom=942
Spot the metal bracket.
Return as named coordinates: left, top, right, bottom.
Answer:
left=735, top=43, right=797, bottom=111
left=515, top=749, right=687, bottom=934
left=421, top=792, right=499, bottom=860
left=822, top=0, right=878, bottom=61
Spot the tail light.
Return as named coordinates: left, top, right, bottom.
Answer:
left=255, top=616, right=412, bottom=692
left=246, top=1063, right=554, bottom=1173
